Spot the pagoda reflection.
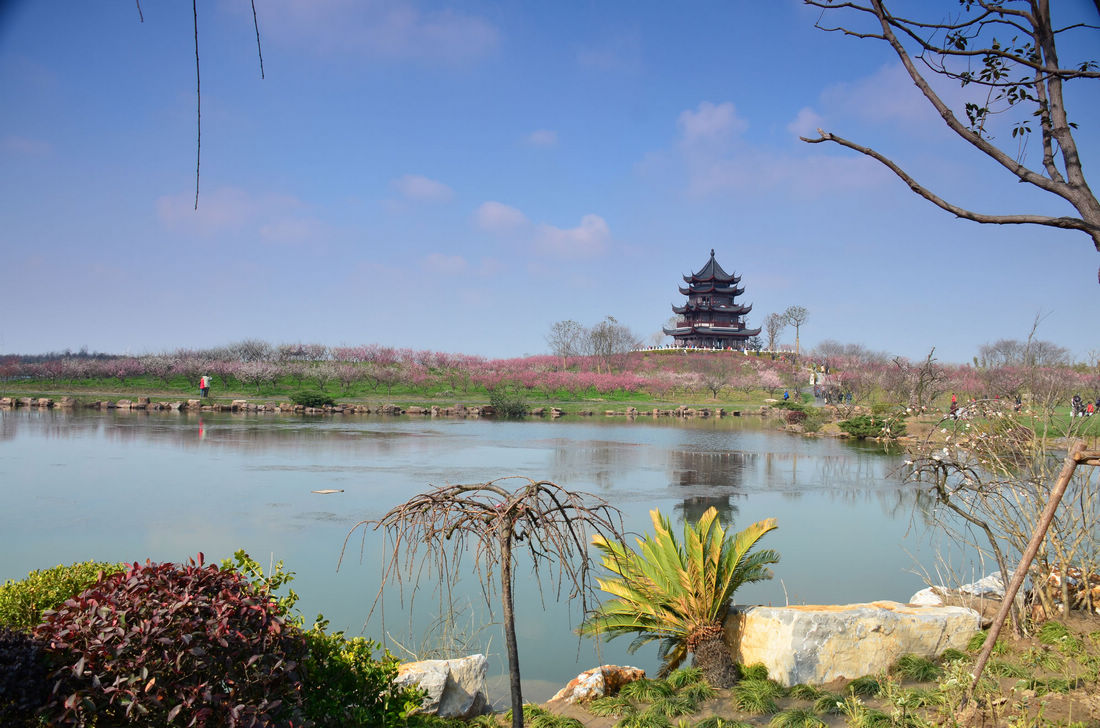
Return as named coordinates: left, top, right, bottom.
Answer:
left=670, top=449, right=755, bottom=525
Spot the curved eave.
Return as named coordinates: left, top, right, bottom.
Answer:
left=673, top=303, right=751, bottom=315
left=682, top=272, right=741, bottom=285
left=666, top=325, right=763, bottom=338
left=663, top=326, right=693, bottom=336
left=678, top=284, right=745, bottom=296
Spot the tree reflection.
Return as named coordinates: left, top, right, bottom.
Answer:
left=669, top=449, right=754, bottom=525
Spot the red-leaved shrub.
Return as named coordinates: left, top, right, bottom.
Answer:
left=34, top=553, right=307, bottom=727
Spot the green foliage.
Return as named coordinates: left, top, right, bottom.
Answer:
left=811, top=692, right=845, bottom=715
left=966, top=629, right=1006, bottom=655
left=488, top=386, right=529, bottom=419
left=0, top=560, right=125, bottom=631
left=291, top=389, right=337, bottom=407
left=620, top=678, right=675, bottom=702
left=221, top=549, right=303, bottom=624
left=846, top=675, right=882, bottom=697
left=614, top=714, right=673, bottom=728
left=580, top=508, right=779, bottom=676
left=694, top=718, right=752, bottom=728
left=985, top=659, right=1027, bottom=678
left=680, top=680, right=717, bottom=704
left=301, top=620, right=425, bottom=728
left=786, top=683, right=823, bottom=700
left=740, top=663, right=770, bottom=681
left=892, top=654, right=942, bottom=682
left=33, top=553, right=307, bottom=727
left=938, top=648, right=968, bottom=664
left=1014, top=677, right=1078, bottom=695
left=0, top=626, right=50, bottom=725
left=768, top=707, right=826, bottom=728
left=730, top=678, right=782, bottom=715
left=589, top=694, right=638, bottom=717
left=1021, top=646, right=1065, bottom=671
left=838, top=414, right=907, bottom=440
left=645, top=693, right=697, bottom=718
left=666, top=666, right=704, bottom=689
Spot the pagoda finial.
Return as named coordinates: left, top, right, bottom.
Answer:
left=710, top=248, right=715, bottom=257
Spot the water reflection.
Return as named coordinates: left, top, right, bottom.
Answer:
left=0, top=409, right=959, bottom=702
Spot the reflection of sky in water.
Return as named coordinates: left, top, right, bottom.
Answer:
left=0, top=409, right=963, bottom=702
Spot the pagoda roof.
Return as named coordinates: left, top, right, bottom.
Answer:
left=679, top=283, right=745, bottom=296
left=683, top=249, right=740, bottom=285
left=672, top=302, right=752, bottom=315
left=663, top=324, right=763, bottom=338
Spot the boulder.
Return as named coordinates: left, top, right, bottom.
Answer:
left=407, top=406, right=425, bottom=415
left=18, top=397, right=34, bottom=407
left=116, top=399, right=132, bottom=409
left=550, top=665, right=646, bottom=704
left=231, top=400, right=248, bottom=411
left=36, top=398, right=54, bottom=408
left=724, top=601, right=981, bottom=686
left=0, top=397, right=14, bottom=407
left=394, top=655, right=489, bottom=719
left=529, top=407, right=545, bottom=416
left=550, top=408, right=564, bottom=418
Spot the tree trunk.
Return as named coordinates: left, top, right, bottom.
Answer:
left=500, top=525, right=524, bottom=728
left=693, top=628, right=738, bottom=688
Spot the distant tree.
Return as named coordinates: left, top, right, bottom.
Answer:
left=228, top=339, right=273, bottom=363
left=804, top=0, right=1100, bottom=278
left=546, top=320, right=585, bottom=369
left=699, top=356, right=732, bottom=399
left=782, top=306, right=809, bottom=356
left=585, top=316, right=640, bottom=374
left=746, top=334, right=763, bottom=352
left=764, top=313, right=787, bottom=351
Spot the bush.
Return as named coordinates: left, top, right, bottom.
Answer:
left=0, top=626, right=50, bottom=726
left=838, top=415, right=907, bottom=440
left=0, top=560, right=125, bottom=632
left=301, top=620, right=425, bottom=728
left=291, top=389, right=337, bottom=408
left=33, top=553, right=307, bottom=727
left=489, top=387, right=528, bottom=419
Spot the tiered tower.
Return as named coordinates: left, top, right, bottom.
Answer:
left=663, top=249, right=761, bottom=349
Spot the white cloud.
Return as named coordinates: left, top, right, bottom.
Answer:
left=819, top=63, right=969, bottom=131
left=576, top=31, right=642, bottom=72
left=786, top=107, right=824, bottom=138
left=534, top=214, right=610, bottom=258
left=238, top=0, right=498, bottom=64
left=423, top=253, right=468, bottom=275
left=525, top=129, right=558, bottom=147
left=677, top=101, right=748, bottom=149
left=474, top=201, right=528, bottom=232
left=391, top=174, right=453, bottom=202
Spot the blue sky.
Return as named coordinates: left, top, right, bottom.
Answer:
left=1, top=0, right=1096, bottom=363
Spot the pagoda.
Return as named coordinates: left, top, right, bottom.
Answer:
left=663, top=249, right=761, bottom=349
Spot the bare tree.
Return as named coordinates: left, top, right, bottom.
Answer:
left=804, top=0, right=1100, bottom=277
left=345, top=478, right=622, bottom=728
left=782, top=306, right=809, bottom=356
left=764, top=312, right=787, bottom=352
left=545, top=319, right=586, bottom=369
left=586, top=316, right=640, bottom=374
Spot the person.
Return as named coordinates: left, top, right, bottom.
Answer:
left=783, top=390, right=789, bottom=401
left=200, top=375, right=209, bottom=399
left=1071, top=394, right=1082, bottom=418
left=1088, top=401, right=1096, bottom=417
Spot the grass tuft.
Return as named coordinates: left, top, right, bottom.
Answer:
left=645, top=694, right=697, bottom=718
left=1021, top=646, right=1065, bottom=671
left=985, top=659, right=1027, bottom=678
left=768, top=707, right=827, bottom=728
left=730, top=678, right=782, bottom=715
left=694, top=718, right=753, bottom=728
left=620, top=678, right=676, bottom=702
left=893, top=654, right=943, bottom=682
left=740, top=663, right=770, bottom=681
left=938, top=648, right=968, bottom=664
left=679, top=680, right=716, bottom=704
left=1037, top=620, right=1070, bottom=645
left=614, top=713, right=673, bottom=728
left=846, top=675, right=882, bottom=697
left=811, top=692, right=845, bottom=715
left=666, top=666, right=704, bottom=689
left=589, top=695, right=638, bottom=717
left=786, top=683, right=822, bottom=700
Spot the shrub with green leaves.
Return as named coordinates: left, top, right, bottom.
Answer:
left=301, top=621, right=425, bottom=728
left=33, top=553, right=307, bottom=727
left=291, top=389, right=337, bottom=407
left=838, top=415, right=906, bottom=440
left=0, top=560, right=125, bottom=631
left=488, top=387, right=529, bottom=419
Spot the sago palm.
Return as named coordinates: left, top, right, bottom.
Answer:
left=579, top=507, right=778, bottom=687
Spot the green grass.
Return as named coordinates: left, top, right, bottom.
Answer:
left=811, top=693, right=845, bottom=715
left=730, top=679, right=782, bottom=715
left=786, top=684, right=823, bottom=700
left=666, top=666, right=705, bottom=689
left=693, top=718, right=753, bottom=728
left=679, top=680, right=717, bottom=704
left=893, top=654, right=943, bottom=682
left=739, top=663, right=770, bottom=681
left=846, top=675, right=882, bottom=698
left=620, top=678, right=676, bottom=702
left=645, top=694, right=698, bottom=718
left=589, top=695, right=638, bottom=717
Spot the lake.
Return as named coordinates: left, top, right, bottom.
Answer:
left=0, top=408, right=971, bottom=702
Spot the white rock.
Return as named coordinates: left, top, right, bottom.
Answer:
left=550, top=665, right=646, bottom=704
left=724, top=601, right=981, bottom=687
left=394, top=654, right=489, bottom=719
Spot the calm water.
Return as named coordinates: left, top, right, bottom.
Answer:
left=0, top=409, right=965, bottom=701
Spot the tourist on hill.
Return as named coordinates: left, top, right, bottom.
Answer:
left=200, top=375, right=209, bottom=399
